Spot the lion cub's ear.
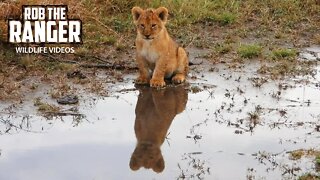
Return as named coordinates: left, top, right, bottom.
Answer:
left=155, top=7, right=168, bottom=22
left=132, top=6, right=144, bottom=23
left=152, top=156, right=165, bottom=173
left=129, top=155, right=141, bottom=171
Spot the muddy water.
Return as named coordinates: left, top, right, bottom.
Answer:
left=0, top=48, right=319, bottom=180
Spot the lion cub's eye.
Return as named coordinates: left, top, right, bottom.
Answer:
left=140, top=24, right=145, bottom=29
left=151, top=24, right=157, bottom=29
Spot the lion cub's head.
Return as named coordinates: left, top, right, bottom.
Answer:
left=131, top=7, right=168, bottom=40
left=129, top=142, right=164, bottom=173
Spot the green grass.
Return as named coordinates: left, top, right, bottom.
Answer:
left=237, top=44, right=262, bottom=58
left=272, top=48, right=297, bottom=59
left=1, top=0, right=320, bottom=50
left=217, top=12, right=237, bottom=25
left=214, top=42, right=233, bottom=54
left=100, top=36, right=117, bottom=45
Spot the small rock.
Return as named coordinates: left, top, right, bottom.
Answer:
left=57, top=95, right=79, bottom=105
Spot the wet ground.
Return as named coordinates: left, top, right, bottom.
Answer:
left=0, top=47, right=319, bottom=180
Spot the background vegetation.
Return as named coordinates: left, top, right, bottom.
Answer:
left=1, top=0, right=319, bottom=51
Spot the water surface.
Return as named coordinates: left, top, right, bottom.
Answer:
left=0, top=48, right=319, bottom=180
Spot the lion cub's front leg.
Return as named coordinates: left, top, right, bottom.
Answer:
left=135, top=55, right=150, bottom=85
left=150, top=58, right=166, bottom=88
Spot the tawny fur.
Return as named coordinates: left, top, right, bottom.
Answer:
left=129, top=86, right=188, bottom=172
left=131, top=6, right=189, bottom=88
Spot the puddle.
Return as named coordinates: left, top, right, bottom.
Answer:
left=0, top=48, right=320, bottom=180
left=299, top=45, right=320, bottom=61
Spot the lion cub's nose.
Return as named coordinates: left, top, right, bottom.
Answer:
left=145, top=35, right=151, bottom=39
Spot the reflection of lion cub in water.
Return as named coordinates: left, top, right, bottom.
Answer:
left=130, top=86, right=188, bottom=172
left=131, top=6, right=189, bottom=88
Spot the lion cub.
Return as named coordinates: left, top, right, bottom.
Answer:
left=131, top=6, right=189, bottom=88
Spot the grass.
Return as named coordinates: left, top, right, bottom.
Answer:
left=247, top=105, right=262, bottom=129
left=190, top=86, right=202, bottom=94
left=298, top=174, right=320, bottom=180
left=0, top=1, right=319, bottom=55
left=214, top=42, right=233, bottom=54
left=248, top=111, right=259, bottom=121
left=34, top=97, right=60, bottom=113
left=289, top=149, right=320, bottom=160
left=100, top=36, right=117, bottom=46
left=1, top=0, right=319, bottom=48
left=271, top=48, right=297, bottom=60
left=257, top=61, right=316, bottom=79
left=218, top=12, right=237, bottom=25
left=289, top=149, right=320, bottom=180
left=290, top=149, right=305, bottom=160
left=316, top=155, right=320, bottom=165
left=237, top=44, right=262, bottom=58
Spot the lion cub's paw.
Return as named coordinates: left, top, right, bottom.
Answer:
left=135, top=76, right=149, bottom=85
left=172, top=74, right=186, bottom=84
left=150, top=79, right=166, bottom=88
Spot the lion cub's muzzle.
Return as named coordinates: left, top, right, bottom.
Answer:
left=144, top=35, right=154, bottom=40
